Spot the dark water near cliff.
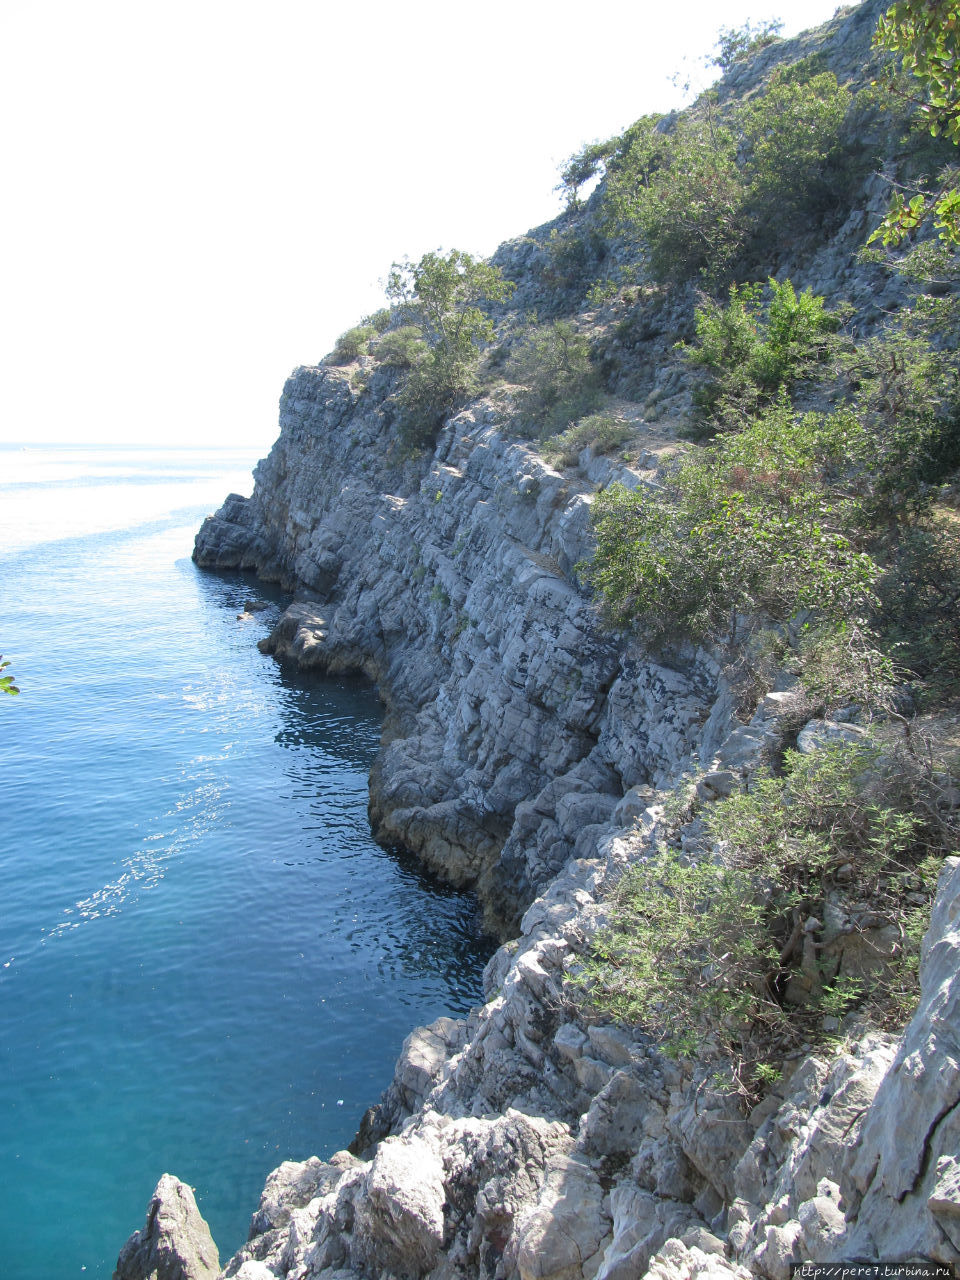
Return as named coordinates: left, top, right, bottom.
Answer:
left=0, top=444, right=494, bottom=1279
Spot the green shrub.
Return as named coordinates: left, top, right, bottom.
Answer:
left=740, top=69, right=853, bottom=225
left=507, top=320, right=603, bottom=433
left=385, top=249, right=514, bottom=449
left=878, top=518, right=960, bottom=697
left=596, top=64, right=855, bottom=282
left=870, top=0, right=960, bottom=247
left=840, top=321, right=960, bottom=523
left=376, top=325, right=429, bottom=369
left=793, top=619, right=901, bottom=719
left=558, top=137, right=618, bottom=207
left=364, top=307, right=393, bottom=333
left=712, top=18, right=783, bottom=70
left=540, top=226, right=605, bottom=297
left=588, top=401, right=880, bottom=643
left=683, top=279, right=841, bottom=433
left=328, top=324, right=376, bottom=365
left=601, top=109, right=745, bottom=285
left=573, top=741, right=953, bottom=1081
left=541, top=415, right=633, bottom=467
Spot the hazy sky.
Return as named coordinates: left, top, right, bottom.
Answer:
left=1, top=0, right=847, bottom=450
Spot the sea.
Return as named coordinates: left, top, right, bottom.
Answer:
left=0, top=443, right=494, bottom=1279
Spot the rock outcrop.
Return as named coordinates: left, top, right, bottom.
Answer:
left=210, top=843, right=960, bottom=1280
left=114, top=1175, right=220, bottom=1280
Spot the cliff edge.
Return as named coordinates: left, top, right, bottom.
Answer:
left=120, top=1, right=960, bottom=1275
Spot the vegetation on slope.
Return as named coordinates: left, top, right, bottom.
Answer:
left=575, top=739, right=952, bottom=1093
left=311, top=1, right=960, bottom=1086
left=568, top=0, right=960, bottom=1086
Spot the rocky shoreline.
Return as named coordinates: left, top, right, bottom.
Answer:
left=114, top=2, right=960, bottom=1271
left=113, top=363, right=960, bottom=1279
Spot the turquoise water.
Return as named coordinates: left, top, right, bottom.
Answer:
left=0, top=444, right=493, bottom=1279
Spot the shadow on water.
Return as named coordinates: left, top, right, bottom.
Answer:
left=376, top=842, right=498, bottom=988
left=192, top=562, right=498, bottom=988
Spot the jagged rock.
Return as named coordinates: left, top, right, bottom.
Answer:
left=353, top=1136, right=446, bottom=1277
left=797, top=1184, right=846, bottom=1256
left=669, top=1083, right=754, bottom=1204
left=595, top=1187, right=704, bottom=1280
left=642, top=1238, right=751, bottom=1280
left=796, top=719, right=869, bottom=753
left=351, top=1016, right=466, bottom=1154
left=247, top=1153, right=358, bottom=1237
left=113, top=1175, right=220, bottom=1280
left=841, top=856, right=960, bottom=1264
left=510, top=1153, right=609, bottom=1280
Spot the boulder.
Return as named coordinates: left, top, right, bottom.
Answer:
left=353, top=1136, right=446, bottom=1277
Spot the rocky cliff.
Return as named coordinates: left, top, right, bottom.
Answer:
left=119, top=2, right=960, bottom=1276
left=194, top=371, right=735, bottom=936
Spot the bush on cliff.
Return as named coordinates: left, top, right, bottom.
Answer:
left=327, top=324, right=377, bottom=365
left=385, top=249, right=514, bottom=448
left=878, top=519, right=960, bottom=698
left=541, top=414, right=634, bottom=468
left=681, top=279, right=842, bottom=434
left=601, top=108, right=745, bottom=285
left=739, top=67, right=854, bottom=233
left=591, top=62, right=854, bottom=286
left=588, top=400, right=879, bottom=644
left=572, top=739, right=956, bottom=1092
left=507, top=320, right=603, bottom=434
left=712, top=18, right=783, bottom=70
left=375, top=325, right=430, bottom=370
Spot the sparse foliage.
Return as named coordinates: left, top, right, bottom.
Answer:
left=541, top=415, right=633, bottom=468
left=558, top=138, right=617, bottom=207
left=871, top=0, right=960, bottom=244
left=712, top=18, right=784, bottom=71
left=507, top=321, right=602, bottom=432
left=385, top=250, right=514, bottom=447
left=573, top=741, right=955, bottom=1078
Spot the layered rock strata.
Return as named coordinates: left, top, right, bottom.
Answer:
left=175, top=0, right=960, bottom=1269
left=188, top=365, right=960, bottom=1277
left=196, top=369, right=735, bottom=933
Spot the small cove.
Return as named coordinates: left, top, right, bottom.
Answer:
left=0, top=444, right=495, bottom=1279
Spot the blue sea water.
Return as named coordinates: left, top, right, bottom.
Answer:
left=0, top=444, right=494, bottom=1279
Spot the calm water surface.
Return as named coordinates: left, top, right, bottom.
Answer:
left=0, top=444, right=493, bottom=1279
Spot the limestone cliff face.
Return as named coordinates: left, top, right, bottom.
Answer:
left=195, top=369, right=734, bottom=932
left=188, top=364, right=960, bottom=1278
left=168, top=2, right=960, bottom=1275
